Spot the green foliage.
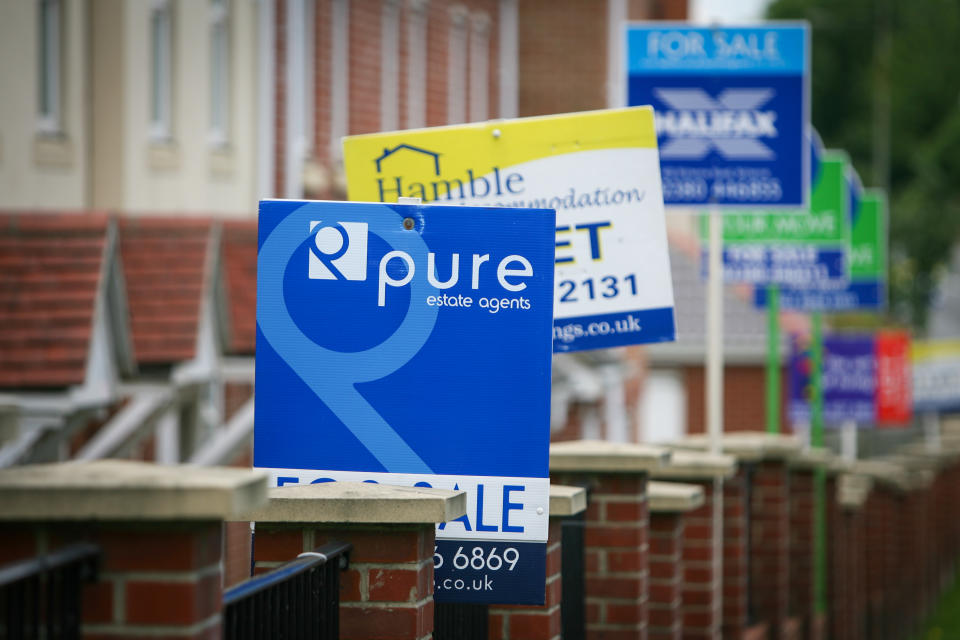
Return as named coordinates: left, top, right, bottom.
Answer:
left=766, top=0, right=960, bottom=329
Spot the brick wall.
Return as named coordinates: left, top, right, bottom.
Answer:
left=253, top=524, right=436, bottom=640
left=489, top=518, right=563, bottom=640
left=749, top=461, right=790, bottom=638
left=550, top=471, right=650, bottom=640
left=676, top=479, right=723, bottom=640
left=684, top=366, right=792, bottom=436
left=517, top=0, right=607, bottom=117
left=313, top=0, right=332, bottom=167
left=223, top=521, right=252, bottom=588
left=787, top=469, right=814, bottom=636
left=348, top=1, right=381, bottom=135
left=648, top=512, right=683, bottom=640
left=425, top=1, right=450, bottom=127
left=722, top=468, right=750, bottom=640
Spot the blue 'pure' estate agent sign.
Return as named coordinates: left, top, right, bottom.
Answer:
left=626, top=23, right=810, bottom=208
left=254, top=199, right=556, bottom=605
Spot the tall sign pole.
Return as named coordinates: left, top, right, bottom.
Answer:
left=627, top=23, right=811, bottom=635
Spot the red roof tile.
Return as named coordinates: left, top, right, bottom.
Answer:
left=0, top=212, right=110, bottom=389
left=119, top=218, right=212, bottom=366
left=222, top=220, right=257, bottom=355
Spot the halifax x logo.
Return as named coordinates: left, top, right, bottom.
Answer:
left=653, top=88, right=778, bottom=161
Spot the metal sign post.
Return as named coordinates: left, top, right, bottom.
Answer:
left=626, top=24, right=811, bottom=628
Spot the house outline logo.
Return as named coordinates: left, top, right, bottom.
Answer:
left=375, top=144, right=442, bottom=176
left=308, top=221, right=369, bottom=281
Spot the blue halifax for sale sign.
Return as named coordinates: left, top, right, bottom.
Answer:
left=254, top=200, right=555, bottom=604
left=626, top=23, right=810, bottom=208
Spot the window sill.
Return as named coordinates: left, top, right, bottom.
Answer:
left=33, top=134, right=75, bottom=168
left=209, top=146, right=235, bottom=178
left=148, top=141, right=180, bottom=171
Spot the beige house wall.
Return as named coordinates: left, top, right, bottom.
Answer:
left=113, top=0, right=259, bottom=217
left=1, top=0, right=259, bottom=217
left=0, top=0, right=89, bottom=209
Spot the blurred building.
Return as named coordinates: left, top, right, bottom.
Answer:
left=0, top=0, right=724, bottom=468
left=0, top=0, right=261, bottom=214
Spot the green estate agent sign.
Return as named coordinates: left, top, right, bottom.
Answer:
left=699, top=152, right=852, bottom=287
left=755, top=187, right=887, bottom=310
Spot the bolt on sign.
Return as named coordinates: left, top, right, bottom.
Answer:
left=342, top=107, right=676, bottom=352
left=789, top=331, right=913, bottom=426
left=626, top=23, right=810, bottom=208
left=254, top=200, right=556, bottom=605
left=698, top=149, right=852, bottom=287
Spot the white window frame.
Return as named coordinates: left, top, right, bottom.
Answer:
left=149, top=0, right=174, bottom=141
left=446, top=5, right=468, bottom=125
left=36, top=0, right=62, bottom=134
left=208, top=0, right=230, bottom=147
left=468, top=12, right=489, bottom=122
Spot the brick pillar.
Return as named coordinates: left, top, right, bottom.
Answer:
left=787, top=467, right=814, bottom=638
left=821, top=474, right=839, bottom=640
left=749, top=461, right=790, bottom=638
left=863, top=489, right=884, bottom=639
left=0, top=461, right=266, bottom=640
left=722, top=467, right=751, bottom=640
left=254, top=524, right=436, bottom=640
left=489, top=518, right=563, bottom=640
left=650, top=451, right=736, bottom=640
left=648, top=512, right=683, bottom=640
left=675, top=479, right=723, bottom=640
left=551, top=471, right=650, bottom=640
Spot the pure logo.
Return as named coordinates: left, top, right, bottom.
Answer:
left=654, top=88, right=778, bottom=160
left=308, top=221, right=368, bottom=281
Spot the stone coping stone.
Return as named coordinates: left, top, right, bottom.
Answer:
left=898, top=442, right=960, bottom=466
left=788, top=448, right=847, bottom=475
left=650, top=449, right=736, bottom=480
left=849, top=459, right=911, bottom=492
left=647, top=481, right=704, bottom=513
left=549, top=440, right=670, bottom=473
left=549, top=485, right=587, bottom=517
left=838, top=473, right=874, bottom=510
left=238, top=481, right=467, bottom=524
left=0, top=460, right=268, bottom=521
left=667, top=431, right=802, bottom=462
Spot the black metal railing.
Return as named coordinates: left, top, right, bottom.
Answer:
left=0, top=542, right=100, bottom=640
left=222, top=541, right=351, bottom=640
left=434, top=602, right=489, bottom=640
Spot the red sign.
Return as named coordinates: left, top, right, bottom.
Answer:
left=875, top=330, right=912, bottom=425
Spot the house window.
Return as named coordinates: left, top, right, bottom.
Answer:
left=37, top=0, right=62, bottom=134
left=150, top=0, right=173, bottom=140
left=209, top=0, right=230, bottom=146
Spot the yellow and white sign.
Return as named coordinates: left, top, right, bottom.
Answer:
left=912, top=339, right=960, bottom=413
left=343, top=107, right=676, bottom=352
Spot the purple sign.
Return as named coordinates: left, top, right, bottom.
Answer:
left=790, top=334, right=876, bottom=425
